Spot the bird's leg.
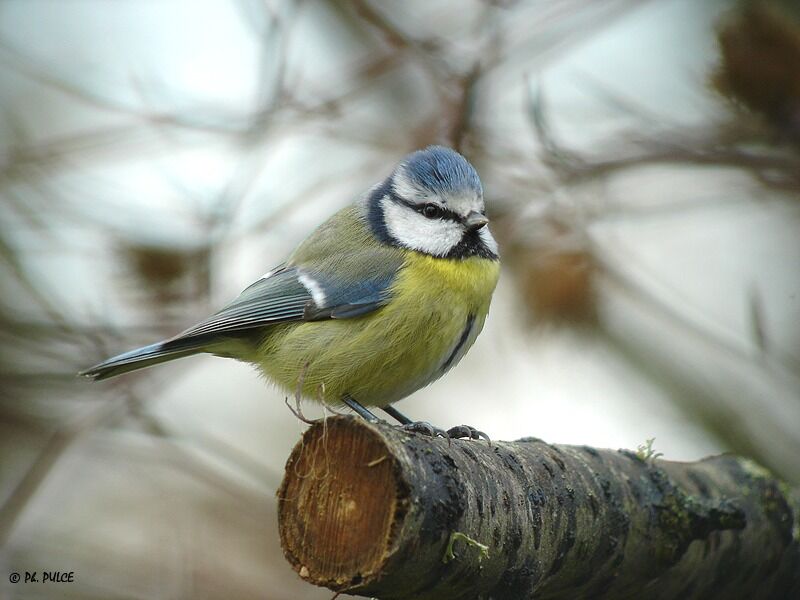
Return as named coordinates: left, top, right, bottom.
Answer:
left=343, top=399, right=445, bottom=437
left=342, top=395, right=381, bottom=423
left=383, top=404, right=490, bottom=442
left=382, top=405, right=413, bottom=425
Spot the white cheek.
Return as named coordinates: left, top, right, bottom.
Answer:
left=381, top=197, right=463, bottom=257
left=479, top=227, right=499, bottom=256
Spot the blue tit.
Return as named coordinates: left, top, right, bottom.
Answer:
left=82, top=146, right=500, bottom=432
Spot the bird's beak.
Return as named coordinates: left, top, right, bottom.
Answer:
left=464, top=211, right=489, bottom=232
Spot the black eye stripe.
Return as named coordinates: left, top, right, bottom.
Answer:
left=417, top=203, right=460, bottom=220
left=390, top=192, right=480, bottom=223
left=392, top=195, right=460, bottom=222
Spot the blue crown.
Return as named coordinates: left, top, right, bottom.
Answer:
left=401, top=146, right=482, bottom=197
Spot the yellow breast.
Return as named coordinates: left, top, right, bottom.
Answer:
left=258, top=253, right=500, bottom=407
left=397, top=252, right=500, bottom=310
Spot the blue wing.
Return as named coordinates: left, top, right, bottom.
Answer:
left=176, top=266, right=311, bottom=338
left=174, top=257, right=401, bottom=339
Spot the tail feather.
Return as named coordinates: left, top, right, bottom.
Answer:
left=80, top=338, right=209, bottom=381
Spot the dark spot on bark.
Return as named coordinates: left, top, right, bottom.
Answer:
left=676, top=580, right=696, bottom=597
left=492, top=557, right=539, bottom=600
left=572, top=538, right=592, bottom=563
left=525, top=486, right=545, bottom=550
left=407, top=437, right=467, bottom=544
left=629, top=477, right=644, bottom=502
left=688, top=470, right=711, bottom=496
left=542, top=461, right=555, bottom=478
left=547, top=511, right=577, bottom=576
left=646, top=465, right=670, bottom=489
left=461, top=445, right=478, bottom=462
left=583, top=470, right=630, bottom=580
left=493, top=446, right=526, bottom=478
left=709, top=530, right=722, bottom=553
left=703, top=499, right=746, bottom=533
left=713, top=534, right=743, bottom=586
left=527, top=486, right=546, bottom=506
left=569, top=559, right=595, bottom=589
left=585, top=571, right=618, bottom=597
left=702, top=537, right=712, bottom=559
left=600, top=478, right=613, bottom=499
left=759, top=481, right=793, bottom=546
left=588, top=492, right=599, bottom=518
left=550, top=452, right=566, bottom=471
left=409, top=567, right=455, bottom=597
left=617, top=448, right=641, bottom=462
left=582, top=445, right=600, bottom=457
left=739, top=561, right=761, bottom=586
left=505, top=524, right=523, bottom=559
left=610, top=549, right=624, bottom=567
left=442, top=453, right=457, bottom=469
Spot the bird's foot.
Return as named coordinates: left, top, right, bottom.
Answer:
left=446, top=424, right=491, bottom=442
left=382, top=405, right=489, bottom=442
left=400, top=421, right=490, bottom=443
left=401, top=421, right=449, bottom=438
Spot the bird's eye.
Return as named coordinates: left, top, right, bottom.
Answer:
left=422, top=204, right=442, bottom=219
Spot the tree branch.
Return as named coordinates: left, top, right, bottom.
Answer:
left=278, top=416, right=799, bottom=599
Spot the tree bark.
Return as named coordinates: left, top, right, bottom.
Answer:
left=277, top=416, right=800, bottom=600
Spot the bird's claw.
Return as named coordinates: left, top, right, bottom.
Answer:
left=400, top=421, right=490, bottom=443
left=401, top=421, right=449, bottom=438
left=447, top=424, right=491, bottom=442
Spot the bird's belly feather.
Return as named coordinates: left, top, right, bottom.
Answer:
left=256, top=253, right=499, bottom=406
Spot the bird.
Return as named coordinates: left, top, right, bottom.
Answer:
left=82, top=146, right=500, bottom=438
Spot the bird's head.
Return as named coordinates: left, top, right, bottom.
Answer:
left=368, top=146, right=499, bottom=259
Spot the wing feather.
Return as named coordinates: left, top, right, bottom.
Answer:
left=175, top=268, right=311, bottom=338
left=171, top=253, right=403, bottom=341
